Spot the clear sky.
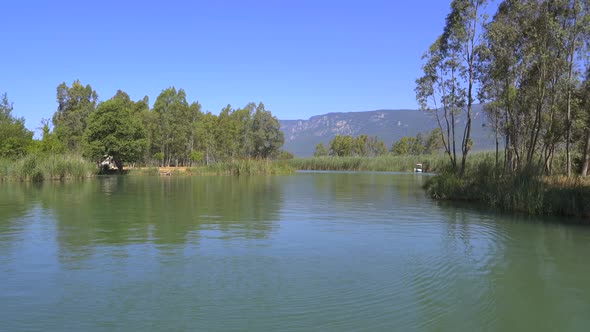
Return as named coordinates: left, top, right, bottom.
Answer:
left=2, top=0, right=455, bottom=135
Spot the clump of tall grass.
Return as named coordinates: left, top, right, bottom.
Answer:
left=424, top=156, right=590, bottom=218
left=190, top=159, right=295, bottom=175
left=0, top=154, right=97, bottom=182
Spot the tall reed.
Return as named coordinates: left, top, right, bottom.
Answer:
left=127, top=159, right=295, bottom=176
left=0, top=154, right=97, bottom=181
left=424, top=156, right=590, bottom=218
left=288, top=154, right=462, bottom=172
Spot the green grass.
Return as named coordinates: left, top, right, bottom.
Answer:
left=424, top=155, right=590, bottom=218
left=190, top=159, right=295, bottom=175
left=128, top=159, right=295, bottom=176
left=288, top=154, right=464, bottom=172
left=0, top=154, right=97, bottom=182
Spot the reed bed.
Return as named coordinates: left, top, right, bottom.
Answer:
left=287, top=154, right=478, bottom=173
left=127, top=159, right=295, bottom=176
left=424, top=155, right=590, bottom=218
left=0, top=154, right=97, bottom=182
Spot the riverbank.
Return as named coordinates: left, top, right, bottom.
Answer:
left=288, top=155, right=448, bottom=172
left=287, top=153, right=500, bottom=172
left=128, top=159, right=295, bottom=176
left=424, top=160, right=590, bottom=218
left=0, top=156, right=294, bottom=181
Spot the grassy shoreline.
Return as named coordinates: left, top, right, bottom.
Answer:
left=424, top=159, right=590, bottom=219
left=0, top=156, right=295, bottom=181
left=127, top=159, right=295, bottom=176
left=288, top=155, right=449, bottom=172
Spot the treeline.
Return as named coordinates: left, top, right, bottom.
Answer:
left=390, top=129, right=444, bottom=155
left=416, top=0, right=590, bottom=177
left=313, top=135, right=389, bottom=157
left=1, top=81, right=286, bottom=171
left=313, top=130, right=444, bottom=157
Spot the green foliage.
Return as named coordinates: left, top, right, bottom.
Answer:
left=327, top=134, right=388, bottom=157
left=0, top=154, right=96, bottom=181
left=329, top=135, right=354, bottom=156
left=250, top=103, right=285, bottom=159
left=190, top=150, right=204, bottom=163
left=391, top=137, right=412, bottom=155
left=128, top=160, right=294, bottom=176
left=477, top=0, right=590, bottom=176
left=314, top=143, right=329, bottom=157
left=153, top=152, right=164, bottom=163
left=424, top=128, right=444, bottom=154
left=278, top=150, right=294, bottom=160
left=424, top=157, right=590, bottom=217
left=36, top=120, right=65, bottom=154
left=83, top=94, right=147, bottom=171
left=0, top=93, right=33, bottom=159
left=150, top=87, right=196, bottom=166
left=392, top=129, right=448, bottom=156
left=53, top=80, right=98, bottom=153
left=289, top=154, right=449, bottom=172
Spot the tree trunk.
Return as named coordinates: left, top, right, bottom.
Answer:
left=114, top=158, right=124, bottom=173
left=582, top=132, right=590, bottom=176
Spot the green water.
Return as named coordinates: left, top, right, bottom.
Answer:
left=1, top=173, right=590, bottom=331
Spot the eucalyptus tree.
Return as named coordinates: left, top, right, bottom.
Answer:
left=478, top=0, right=529, bottom=171
left=559, top=0, right=589, bottom=176
left=581, top=69, right=590, bottom=176
left=152, top=87, right=192, bottom=166
left=52, top=80, right=98, bottom=153
left=479, top=0, right=589, bottom=175
left=417, top=0, right=489, bottom=175
left=194, top=111, right=219, bottom=165
left=250, top=103, right=284, bottom=159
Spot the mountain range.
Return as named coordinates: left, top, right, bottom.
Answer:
left=279, top=104, right=496, bottom=157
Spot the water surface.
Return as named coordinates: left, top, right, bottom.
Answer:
left=1, top=173, right=589, bottom=331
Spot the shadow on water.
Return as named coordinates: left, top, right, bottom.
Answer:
left=0, top=176, right=285, bottom=258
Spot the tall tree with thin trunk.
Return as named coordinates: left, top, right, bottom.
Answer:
left=417, top=0, right=488, bottom=175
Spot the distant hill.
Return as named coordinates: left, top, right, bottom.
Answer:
left=279, top=105, right=496, bottom=157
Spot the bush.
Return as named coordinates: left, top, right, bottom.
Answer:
left=0, top=154, right=96, bottom=182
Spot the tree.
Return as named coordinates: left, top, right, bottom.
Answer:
left=424, top=128, right=444, bottom=154
left=330, top=135, right=354, bottom=156
left=83, top=95, right=147, bottom=172
left=410, top=133, right=425, bottom=155
left=52, top=80, right=98, bottom=153
left=152, top=87, right=193, bottom=166
left=416, top=0, right=489, bottom=175
left=367, top=136, right=388, bottom=156
left=479, top=0, right=590, bottom=175
left=391, top=137, right=413, bottom=155
left=314, top=143, right=329, bottom=157
left=580, top=68, right=590, bottom=176
left=353, top=135, right=369, bottom=156
left=250, top=103, right=285, bottom=159
left=194, top=111, right=219, bottom=165
left=0, top=93, right=33, bottom=158
left=37, top=119, right=64, bottom=154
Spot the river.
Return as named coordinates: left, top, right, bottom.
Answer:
left=1, top=172, right=589, bottom=331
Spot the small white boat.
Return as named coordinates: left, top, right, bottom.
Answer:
left=413, top=163, right=423, bottom=173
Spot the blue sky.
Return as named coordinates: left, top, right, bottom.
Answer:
left=2, top=0, right=455, bottom=134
